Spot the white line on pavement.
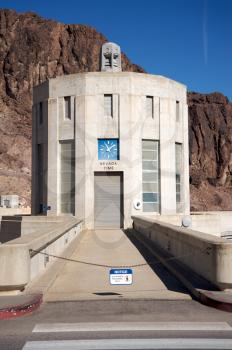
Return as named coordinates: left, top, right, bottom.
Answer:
left=33, top=322, right=232, bottom=333
left=22, top=338, right=232, bottom=350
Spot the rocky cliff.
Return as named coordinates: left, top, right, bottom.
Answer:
left=188, top=92, right=232, bottom=211
left=0, top=9, right=231, bottom=211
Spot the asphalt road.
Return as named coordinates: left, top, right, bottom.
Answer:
left=1, top=299, right=232, bottom=349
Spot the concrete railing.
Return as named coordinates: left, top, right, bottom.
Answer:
left=132, top=215, right=232, bottom=290
left=0, top=216, right=83, bottom=291
left=0, top=207, right=31, bottom=216
left=0, top=215, right=74, bottom=243
left=150, top=212, right=232, bottom=237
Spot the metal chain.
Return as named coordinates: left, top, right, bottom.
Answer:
left=30, top=244, right=211, bottom=269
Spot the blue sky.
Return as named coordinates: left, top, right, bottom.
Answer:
left=1, top=0, right=232, bottom=99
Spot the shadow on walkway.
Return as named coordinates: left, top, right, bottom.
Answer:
left=124, top=229, right=189, bottom=295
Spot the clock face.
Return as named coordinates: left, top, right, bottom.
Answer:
left=98, top=139, right=119, bottom=160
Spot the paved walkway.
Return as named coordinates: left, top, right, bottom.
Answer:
left=43, top=230, right=190, bottom=301
left=2, top=229, right=232, bottom=318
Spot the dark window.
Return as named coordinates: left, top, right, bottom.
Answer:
left=176, top=101, right=180, bottom=122
left=64, top=96, right=71, bottom=120
left=38, top=143, right=44, bottom=213
left=39, top=102, right=43, bottom=125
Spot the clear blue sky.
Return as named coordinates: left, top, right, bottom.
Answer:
left=1, top=0, right=232, bottom=99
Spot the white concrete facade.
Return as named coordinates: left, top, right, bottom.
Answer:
left=32, top=71, right=190, bottom=229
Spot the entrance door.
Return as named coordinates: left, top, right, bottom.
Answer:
left=94, top=172, right=123, bottom=229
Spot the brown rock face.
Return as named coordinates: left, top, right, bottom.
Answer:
left=0, top=9, right=144, bottom=205
left=188, top=92, right=232, bottom=211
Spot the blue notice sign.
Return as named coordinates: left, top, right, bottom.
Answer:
left=110, top=268, right=133, bottom=285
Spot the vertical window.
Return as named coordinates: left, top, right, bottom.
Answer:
left=104, top=94, right=113, bottom=117
left=146, top=96, right=153, bottom=118
left=39, top=102, right=43, bottom=125
left=64, top=96, right=71, bottom=120
left=142, top=140, right=160, bottom=212
left=176, top=101, right=180, bottom=122
left=175, top=143, right=182, bottom=212
left=60, top=141, right=75, bottom=215
left=38, top=143, right=44, bottom=213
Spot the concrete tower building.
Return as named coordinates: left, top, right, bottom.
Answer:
left=32, top=42, right=190, bottom=229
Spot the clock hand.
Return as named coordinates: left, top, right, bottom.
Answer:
left=104, top=142, right=110, bottom=152
left=108, top=144, right=116, bottom=151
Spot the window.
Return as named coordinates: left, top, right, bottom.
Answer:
left=142, top=140, right=160, bottom=212
left=104, top=94, right=113, bottom=117
left=175, top=143, right=182, bottom=212
left=60, top=141, right=75, bottom=215
left=176, top=101, right=180, bottom=122
left=64, top=96, right=71, bottom=120
left=38, top=143, right=45, bottom=213
left=146, top=96, right=153, bottom=118
left=39, top=102, right=43, bottom=125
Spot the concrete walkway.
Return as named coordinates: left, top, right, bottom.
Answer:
left=2, top=229, right=232, bottom=318
left=43, top=230, right=190, bottom=302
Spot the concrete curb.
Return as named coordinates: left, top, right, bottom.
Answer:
left=199, top=290, right=232, bottom=313
left=0, top=294, right=43, bottom=319
left=129, top=229, right=232, bottom=313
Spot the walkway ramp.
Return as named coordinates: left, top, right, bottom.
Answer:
left=42, top=229, right=190, bottom=301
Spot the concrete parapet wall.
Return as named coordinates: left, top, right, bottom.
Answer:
left=0, top=216, right=83, bottom=291
left=148, top=212, right=232, bottom=237
left=0, top=215, right=72, bottom=243
left=0, top=244, right=30, bottom=290
left=191, top=212, right=232, bottom=237
left=0, top=208, right=31, bottom=216
left=132, top=215, right=232, bottom=289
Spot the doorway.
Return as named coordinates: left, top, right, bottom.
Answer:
left=94, top=172, right=124, bottom=229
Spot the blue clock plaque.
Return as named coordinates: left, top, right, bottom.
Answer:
left=98, top=139, right=119, bottom=160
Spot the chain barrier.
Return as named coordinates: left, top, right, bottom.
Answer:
left=30, top=243, right=211, bottom=269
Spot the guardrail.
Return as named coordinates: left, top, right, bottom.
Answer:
left=0, top=216, right=83, bottom=291
left=132, top=215, right=232, bottom=290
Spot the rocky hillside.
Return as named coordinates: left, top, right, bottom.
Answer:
left=0, top=9, right=143, bottom=206
left=0, top=9, right=231, bottom=211
left=188, top=92, right=232, bottom=211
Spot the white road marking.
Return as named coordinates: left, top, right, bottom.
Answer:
left=33, top=321, right=232, bottom=333
left=22, top=338, right=232, bottom=350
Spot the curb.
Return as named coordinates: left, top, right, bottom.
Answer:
left=129, top=230, right=232, bottom=313
left=0, top=294, right=43, bottom=319
left=199, top=290, right=232, bottom=313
